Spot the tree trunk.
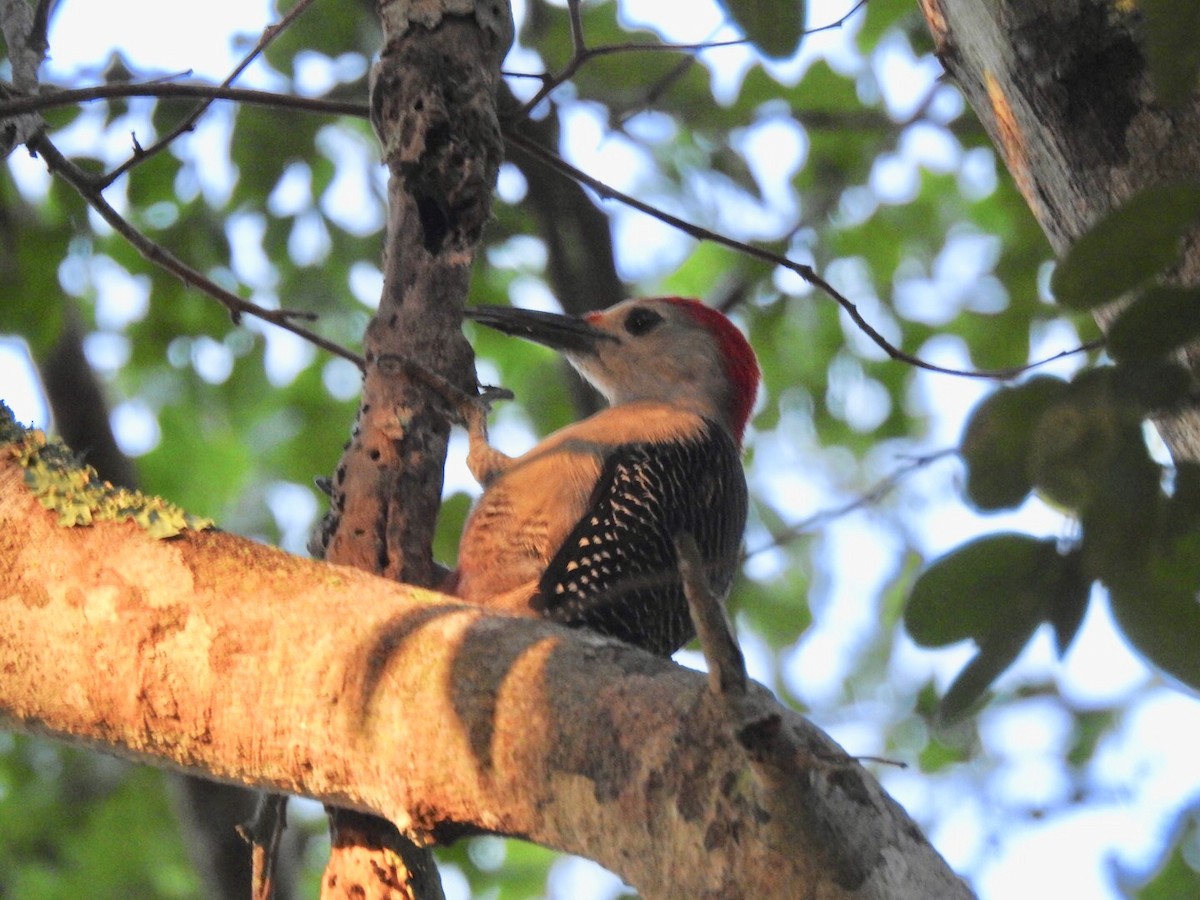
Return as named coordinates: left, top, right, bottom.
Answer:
left=310, top=1, right=513, bottom=894
left=918, top=0, right=1200, bottom=458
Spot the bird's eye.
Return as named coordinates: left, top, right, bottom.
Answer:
left=624, top=307, right=664, bottom=336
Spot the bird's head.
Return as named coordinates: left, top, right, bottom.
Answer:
left=465, top=297, right=760, bottom=444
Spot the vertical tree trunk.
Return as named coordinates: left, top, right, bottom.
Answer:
left=309, top=1, right=513, bottom=896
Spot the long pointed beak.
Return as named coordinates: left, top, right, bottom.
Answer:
left=464, top=305, right=616, bottom=355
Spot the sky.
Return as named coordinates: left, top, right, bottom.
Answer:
left=3, top=0, right=1200, bottom=897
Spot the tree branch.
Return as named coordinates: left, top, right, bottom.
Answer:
left=0, top=420, right=972, bottom=900
left=26, top=132, right=364, bottom=368
left=503, top=127, right=1103, bottom=380
left=101, top=0, right=320, bottom=187
left=0, top=81, right=367, bottom=119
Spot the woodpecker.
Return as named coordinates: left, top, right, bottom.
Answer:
left=452, top=297, right=759, bottom=656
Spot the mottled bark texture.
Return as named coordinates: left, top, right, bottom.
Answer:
left=305, top=2, right=512, bottom=896
left=39, top=319, right=275, bottom=900
left=919, top=0, right=1200, bottom=460
left=311, top=0, right=513, bottom=584
left=0, top=441, right=971, bottom=899
left=305, top=2, right=513, bottom=896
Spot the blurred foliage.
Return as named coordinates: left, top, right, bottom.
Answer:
left=1133, top=805, right=1200, bottom=898
left=909, top=183, right=1200, bottom=717
left=1136, top=0, right=1200, bottom=108
left=716, top=0, right=807, bottom=59
left=2, top=0, right=1198, bottom=897
left=0, top=736, right=199, bottom=899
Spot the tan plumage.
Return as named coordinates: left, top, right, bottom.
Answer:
left=453, top=297, right=759, bottom=655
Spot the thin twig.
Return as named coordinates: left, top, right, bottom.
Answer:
left=30, top=132, right=364, bottom=369
left=806, top=0, right=871, bottom=37
left=28, top=0, right=57, bottom=57
left=101, top=0, right=319, bottom=187
left=238, top=794, right=289, bottom=900
left=0, top=81, right=367, bottom=120
left=743, top=450, right=956, bottom=562
left=504, top=129, right=1103, bottom=380
left=566, top=0, right=587, bottom=56
left=499, top=38, right=744, bottom=84
left=514, top=0, right=872, bottom=121
left=614, top=53, right=697, bottom=128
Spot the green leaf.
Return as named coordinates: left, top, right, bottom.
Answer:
left=716, top=0, right=806, bottom=59
left=1046, top=548, right=1090, bottom=655
left=1050, top=183, right=1200, bottom=310
left=1139, top=0, right=1200, bottom=107
left=1107, top=285, right=1200, bottom=362
left=960, top=377, right=1068, bottom=511
left=917, top=736, right=970, bottom=773
left=1163, top=463, right=1200, bottom=539
left=905, top=533, right=1053, bottom=647
left=1029, top=370, right=1161, bottom=518
left=940, top=626, right=1034, bottom=721
left=1109, top=558, right=1200, bottom=693
left=1109, top=358, right=1193, bottom=412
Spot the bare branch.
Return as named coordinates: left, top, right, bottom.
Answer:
left=806, top=0, right=871, bottom=37
left=0, top=81, right=367, bottom=119
left=676, top=533, right=747, bottom=699
left=744, top=450, right=956, bottom=562
left=101, top=0, right=320, bottom=187
left=28, top=133, right=364, bottom=368
left=504, top=128, right=1102, bottom=380
left=566, top=0, right=586, bottom=55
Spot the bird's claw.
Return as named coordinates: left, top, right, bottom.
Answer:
left=449, top=384, right=510, bottom=428
left=477, top=384, right=514, bottom=410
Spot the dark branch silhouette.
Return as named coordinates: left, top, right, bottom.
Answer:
left=503, top=129, right=1103, bottom=380
left=101, top=0, right=320, bottom=187
left=27, top=133, right=364, bottom=368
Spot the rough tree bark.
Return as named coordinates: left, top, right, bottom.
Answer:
left=918, top=0, right=1200, bottom=458
left=40, top=319, right=276, bottom=900
left=306, top=0, right=512, bottom=895
left=0, top=414, right=971, bottom=899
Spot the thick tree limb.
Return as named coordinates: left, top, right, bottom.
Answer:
left=0, top=432, right=969, bottom=900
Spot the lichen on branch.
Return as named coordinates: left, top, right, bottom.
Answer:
left=0, top=401, right=212, bottom=538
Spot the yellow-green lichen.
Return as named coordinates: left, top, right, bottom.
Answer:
left=1, top=400, right=213, bottom=539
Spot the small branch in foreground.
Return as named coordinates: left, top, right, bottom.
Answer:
left=28, top=133, right=364, bottom=368
left=676, top=533, right=747, bottom=699
left=101, top=0, right=319, bottom=187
